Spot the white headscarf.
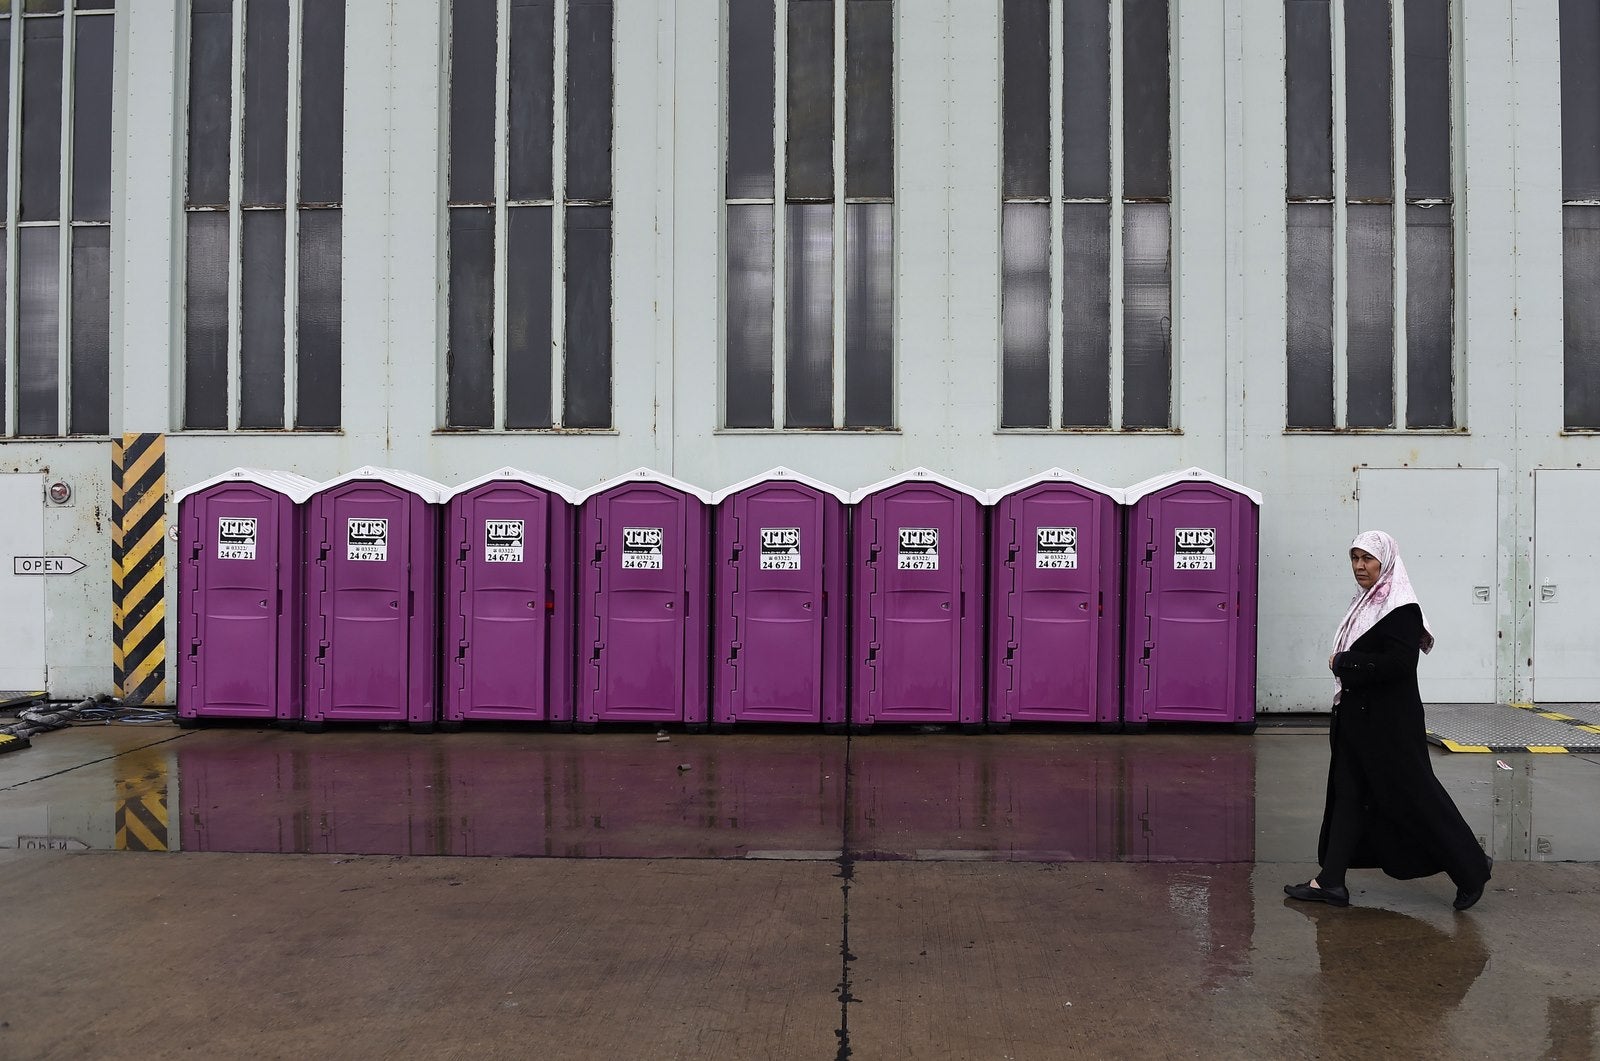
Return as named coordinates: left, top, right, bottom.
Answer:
left=1331, top=531, right=1435, bottom=696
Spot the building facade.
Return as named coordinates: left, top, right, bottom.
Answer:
left=0, top=0, right=1595, bottom=711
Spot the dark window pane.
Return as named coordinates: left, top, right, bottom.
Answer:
left=1001, top=202, right=1050, bottom=428
left=20, top=18, right=63, bottom=222
left=785, top=202, right=833, bottom=427
left=505, top=205, right=554, bottom=428
left=185, top=212, right=230, bottom=429
left=25, top=0, right=63, bottom=11
left=76, top=0, right=116, bottom=8
left=71, top=13, right=113, bottom=221
left=447, top=207, right=495, bottom=427
left=242, top=0, right=288, bottom=207
left=1404, top=0, right=1450, bottom=200
left=725, top=203, right=775, bottom=428
left=1406, top=204, right=1452, bottom=427
left=1122, top=202, right=1170, bottom=427
left=563, top=206, right=613, bottom=428
left=844, top=202, right=893, bottom=427
left=1561, top=0, right=1600, bottom=199
left=566, top=0, right=613, bottom=201
left=1286, top=203, right=1335, bottom=428
left=69, top=225, right=110, bottom=435
left=1565, top=206, right=1600, bottom=428
left=187, top=0, right=234, bottom=208
left=240, top=209, right=287, bottom=429
left=1003, top=0, right=1050, bottom=200
left=786, top=0, right=834, bottom=200
left=296, top=208, right=342, bottom=428
left=17, top=226, right=59, bottom=435
left=1344, top=0, right=1392, bottom=200
left=300, top=0, right=345, bottom=204
left=1061, top=202, right=1110, bottom=427
left=1346, top=203, right=1395, bottom=427
left=845, top=0, right=892, bottom=199
left=0, top=21, right=10, bottom=212
left=1122, top=0, right=1169, bottom=200
left=1062, top=0, right=1110, bottom=199
left=507, top=0, right=555, bottom=201
left=727, top=0, right=776, bottom=200
left=1285, top=0, right=1333, bottom=200
left=449, top=0, right=496, bottom=203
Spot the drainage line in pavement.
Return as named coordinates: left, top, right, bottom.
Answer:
left=834, top=731, right=855, bottom=1061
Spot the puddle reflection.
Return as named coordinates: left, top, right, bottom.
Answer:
left=170, top=734, right=1257, bottom=861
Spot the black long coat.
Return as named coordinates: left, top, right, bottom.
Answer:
left=1318, top=603, right=1491, bottom=887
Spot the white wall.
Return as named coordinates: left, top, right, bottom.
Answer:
left=0, top=0, right=1588, bottom=709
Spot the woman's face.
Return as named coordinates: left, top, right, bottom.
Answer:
left=1350, top=547, right=1382, bottom=590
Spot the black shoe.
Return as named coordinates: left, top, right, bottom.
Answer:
left=1454, top=855, right=1492, bottom=911
left=1284, top=880, right=1350, bottom=907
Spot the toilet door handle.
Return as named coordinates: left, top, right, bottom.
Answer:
left=1540, top=583, right=1557, bottom=602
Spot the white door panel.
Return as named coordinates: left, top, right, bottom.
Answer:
left=0, top=474, right=46, bottom=689
left=1533, top=470, right=1600, bottom=702
left=1357, top=469, right=1497, bottom=703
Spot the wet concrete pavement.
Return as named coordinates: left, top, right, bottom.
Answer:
left=2, top=725, right=1599, bottom=1058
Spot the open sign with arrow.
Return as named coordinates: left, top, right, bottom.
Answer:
left=13, top=556, right=86, bottom=575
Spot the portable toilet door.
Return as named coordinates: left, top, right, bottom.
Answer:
left=1122, top=468, right=1262, bottom=729
left=442, top=468, right=578, bottom=728
left=578, top=469, right=712, bottom=726
left=987, top=470, right=1122, bottom=728
left=176, top=469, right=317, bottom=724
left=304, top=467, right=446, bottom=732
left=711, top=468, right=849, bottom=727
left=850, top=469, right=985, bottom=728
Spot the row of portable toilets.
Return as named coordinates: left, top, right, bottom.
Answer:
left=175, top=465, right=1261, bottom=733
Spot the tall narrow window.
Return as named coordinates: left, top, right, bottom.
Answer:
left=182, top=0, right=346, bottom=431
left=0, top=0, right=113, bottom=438
left=1284, top=0, right=1455, bottom=431
left=444, top=0, right=614, bottom=431
left=999, top=0, right=1171, bottom=431
left=1561, top=0, right=1600, bottom=430
left=723, top=0, right=895, bottom=430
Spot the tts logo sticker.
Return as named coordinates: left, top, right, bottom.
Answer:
left=217, top=517, right=257, bottom=561
left=1035, top=526, right=1078, bottom=569
left=759, top=527, right=802, bottom=571
left=347, top=518, right=389, bottom=563
left=485, top=519, right=525, bottom=563
left=1173, top=527, right=1217, bottom=571
left=622, top=526, right=665, bottom=570
left=897, top=527, right=939, bottom=571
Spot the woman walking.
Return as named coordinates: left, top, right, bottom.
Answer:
left=1285, top=530, right=1493, bottom=910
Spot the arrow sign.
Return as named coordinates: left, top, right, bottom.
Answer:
left=12, top=556, right=86, bottom=576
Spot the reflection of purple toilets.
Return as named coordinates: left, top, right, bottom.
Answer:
left=987, top=469, right=1123, bottom=728
left=441, top=468, right=579, bottom=728
left=849, top=469, right=987, bottom=729
left=302, top=467, right=448, bottom=733
left=175, top=469, right=317, bottom=725
left=1122, top=468, right=1262, bottom=731
left=711, top=468, right=849, bottom=728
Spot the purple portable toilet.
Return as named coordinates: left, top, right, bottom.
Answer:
left=577, top=468, right=712, bottom=726
left=987, top=469, right=1123, bottom=728
left=441, top=468, right=579, bottom=728
left=303, top=467, right=447, bottom=733
left=850, top=468, right=986, bottom=728
left=710, top=467, right=849, bottom=728
left=1122, top=468, right=1262, bottom=730
left=176, top=468, right=317, bottom=725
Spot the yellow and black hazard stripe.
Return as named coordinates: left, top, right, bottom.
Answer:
left=114, top=746, right=169, bottom=852
left=113, top=432, right=167, bottom=707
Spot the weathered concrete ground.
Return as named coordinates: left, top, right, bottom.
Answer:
left=2, top=726, right=1597, bottom=1059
